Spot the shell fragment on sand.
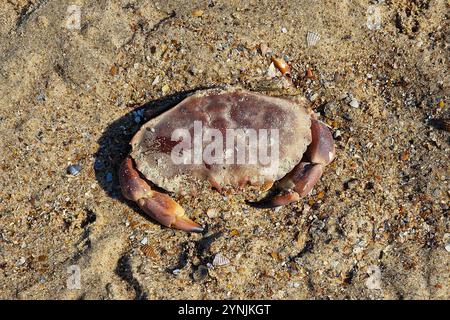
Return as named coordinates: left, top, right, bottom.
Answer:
left=213, top=253, right=230, bottom=266
left=307, top=31, right=320, bottom=47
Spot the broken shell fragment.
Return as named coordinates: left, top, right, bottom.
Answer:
left=271, top=56, right=291, bottom=76
left=429, top=118, right=450, bottom=132
left=267, top=62, right=277, bottom=78
left=140, top=244, right=157, bottom=258
left=306, top=31, right=320, bottom=47
left=213, top=253, right=230, bottom=266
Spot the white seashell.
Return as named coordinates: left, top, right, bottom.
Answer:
left=306, top=31, right=320, bottom=47
left=267, top=62, right=277, bottom=78
left=206, top=208, right=218, bottom=218
left=213, top=253, right=230, bottom=266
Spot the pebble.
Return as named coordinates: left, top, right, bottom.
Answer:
left=152, top=76, right=160, bottom=85
left=67, top=164, right=82, bottom=176
left=172, top=269, right=181, bottom=275
left=162, top=84, right=170, bottom=94
left=206, top=208, right=218, bottom=218
left=259, top=43, right=271, bottom=56
left=281, top=27, right=287, bottom=33
left=444, top=233, right=450, bottom=252
left=193, top=265, right=208, bottom=281
left=349, top=98, right=360, bottom=108
left=333, top=130, right=342, bottom=139
left=323, top=101, right=336, bottom=117
left=17, top=257, right=26, bottom=266
left=140, top=237, right=148, bottom=245
left=192, top=9, right=204, bottom=17
left=308, top=92, right=319, bottom=102
left=36, top=92, right=45, bottom=103
left=365, top=265, right=382, bottom=290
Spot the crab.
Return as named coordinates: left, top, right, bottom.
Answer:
left=119, top=88, right=335, bottom=232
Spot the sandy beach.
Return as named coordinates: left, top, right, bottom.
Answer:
left=0, top=0, right=448, bottom=299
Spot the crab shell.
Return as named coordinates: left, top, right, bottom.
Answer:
left=119, top=88, right=335, bottom=232
left=130, top=88, right=312, bottom=194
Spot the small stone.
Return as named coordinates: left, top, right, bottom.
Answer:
left=365, top=265, right=382, bottom=290
left=259, top=43, right=271, bottom=56
left=162, top=84, right=170, bottom=94
left=281, top=27, right=287, bottom=33
left=273, top=206, right=282, bottom=213
left=140, top=237, right=148, bottom=245
left=349, top=98, right=359, bottom=108
left=302, top=204, right=311, bottom=214
left=36, top=92, right=45, bottom=103
left=230, top=229, right=239, bottom=236
left=172, top=269, right=181, bottom=275
left=333, top=130, right=342, bottom=139
left=192, top=9, right=204, bottom=17
left=345, top=178, right=358, bottom=190
left=308, top=92, right=319, bottom=102
left=206, top=208, right=218, bottom=218
left=444, top=233, right=450, bottom=252
left=67, top=164, right=82, bottom=176
left=193, top=265, right=208, bottom=281
left=17, top=257, right=26, bottom=266
left=339, top=92, right=349, bottom=100
left=152, top=76, right=160, bottom=85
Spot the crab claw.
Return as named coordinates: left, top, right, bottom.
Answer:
left=278, top=162, right=324, bottom=197
left=305, top=119, right=336, bottom=165
left=249, top=191, right=300, bottom=208
left=119, top=157, right=203, bottom=233
left=251, top=118, right=335, bottom=208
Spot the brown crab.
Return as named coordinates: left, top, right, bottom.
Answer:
left=119, top=88, right=335, bottom=232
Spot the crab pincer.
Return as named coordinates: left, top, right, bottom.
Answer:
left=119, top=157, right=203, bottom=232
left=254, top=119, right=335, bottom=207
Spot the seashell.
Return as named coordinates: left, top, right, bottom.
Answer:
left=271, top=56, right=291, bottom=76
left=141, top=244, right=157, bottom=258
left=429, top=118, right=450, bottom=132
left=266, top=62, right=277, bottom=78
left=306, top=31, right=320, bottom=47
left=213, top=253, right=230, bottom=266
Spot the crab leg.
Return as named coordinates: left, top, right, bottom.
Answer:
left=119, top=156, right=203, bottom=232
left=255, top=119, right=335, bottom=207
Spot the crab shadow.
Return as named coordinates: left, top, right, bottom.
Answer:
left=94, top=86, right=221, bottom=219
